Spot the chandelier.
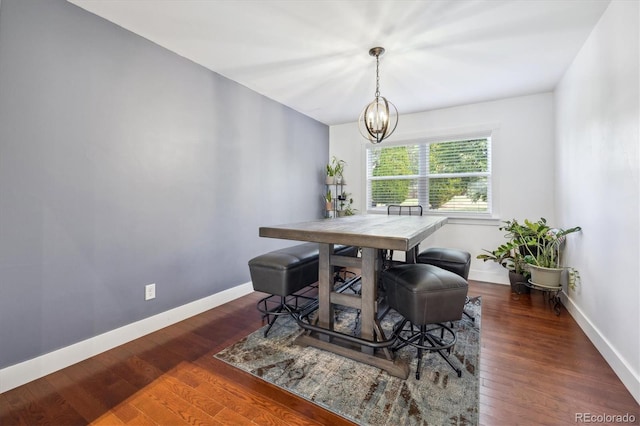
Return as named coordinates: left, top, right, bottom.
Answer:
left=358, top=47, right=398, bottom=144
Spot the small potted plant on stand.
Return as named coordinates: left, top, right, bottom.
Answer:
left=325, top=163, right=335, bottom=184
left=336, top=192, right=357, bottom=217
left=343, top=199, right=357, bottom=216
left=325, top=156, right=346, bottom=184
left=333, top=157, right=345, bottom=184
left=324, top=189, right=333, bottom=214
left=516, top=218, right=582, bottom=289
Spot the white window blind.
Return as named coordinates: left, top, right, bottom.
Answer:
left=366, top=137, right=492, bottom=216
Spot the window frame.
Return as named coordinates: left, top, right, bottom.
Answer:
left=364, top=129, right=497, bottom=220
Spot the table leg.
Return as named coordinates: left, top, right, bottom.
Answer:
left=360, top=247, right=377, bottom=354
left=317, top=243, right=333, bottom=341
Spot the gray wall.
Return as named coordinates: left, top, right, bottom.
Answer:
left=0, top=0, right=328, bottom=368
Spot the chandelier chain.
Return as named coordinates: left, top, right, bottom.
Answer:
left=375, top=54, right=380, bottom=98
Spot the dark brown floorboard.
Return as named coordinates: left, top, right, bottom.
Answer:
left=1, top=281, right=638, bottom=425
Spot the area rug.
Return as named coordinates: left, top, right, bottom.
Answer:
left=215, top=297, right=481, bottom=426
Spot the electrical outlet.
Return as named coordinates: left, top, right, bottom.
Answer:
left=145, top=283, right=156, bottom=301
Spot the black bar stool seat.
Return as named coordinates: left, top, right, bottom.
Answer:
left=417, top=247, right=471, bottom=279
left=381, top=263, right=468, bottom=379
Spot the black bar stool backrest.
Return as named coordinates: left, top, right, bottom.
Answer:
left=387, top=205, right=423, bottom=216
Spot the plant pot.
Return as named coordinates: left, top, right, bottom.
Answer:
left=509, top=271, right=529, bottom=294
left=325, top=175, right=335, bottom=185
left=528, top=265, right=563, bottom=288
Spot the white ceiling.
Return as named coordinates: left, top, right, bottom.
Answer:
left=68, top=0, right=610, bottom=126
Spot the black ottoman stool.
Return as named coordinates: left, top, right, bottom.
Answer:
left=417, top=247, right=474, bottom=322
left=381, top=263, right=468, bottom=379
left=417, top=247, right=471, bottom=279
left=249, top=243, right=358, bottom=336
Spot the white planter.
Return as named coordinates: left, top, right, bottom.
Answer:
left=325, top=175, right=335, bottom=185
left=528, top=265, right=563, bottom=288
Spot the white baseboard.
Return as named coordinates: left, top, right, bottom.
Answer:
left=561, top=293, right=640, bottom=404
left=0, top=282, right=254, bottom=393
left=469, top=269, right=509, bottom=285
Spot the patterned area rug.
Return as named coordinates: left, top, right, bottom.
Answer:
left=215, top=297, right=481, bottom=426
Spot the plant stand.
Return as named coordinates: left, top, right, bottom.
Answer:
left=526, top=280, right=562, bottom=315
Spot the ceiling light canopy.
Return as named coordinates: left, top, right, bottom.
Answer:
left=358, top=47, right=398, bottom=144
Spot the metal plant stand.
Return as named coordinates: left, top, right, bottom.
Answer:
left=525, top=280, right=562, bottom=315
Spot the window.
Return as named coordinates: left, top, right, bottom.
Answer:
left=366, top=135, right=492, bottom=217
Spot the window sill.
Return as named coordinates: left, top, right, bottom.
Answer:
left=365, top=209, right=501, bottom=226
left=445, top=216, right=501, bottom=226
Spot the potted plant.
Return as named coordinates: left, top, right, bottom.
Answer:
left=477, top=218, right=531, bottom=293
left=326, top=156, right=346, bottom=184
left=333, top=156, right=346, bottom=184
left=515, top=218, right=582, bottom=289
left=337, top=193, right=357, bottom=217
left=324, top=188, right=333, bottom=211
left=325, top=163, right=335, bottom=184
left=343, top=197, right=357, bottom=216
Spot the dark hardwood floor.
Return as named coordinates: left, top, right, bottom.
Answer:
left=1, top=281, right=638, bottom=425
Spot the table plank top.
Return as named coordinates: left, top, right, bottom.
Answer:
left=259, top=214, right=448, bottom=251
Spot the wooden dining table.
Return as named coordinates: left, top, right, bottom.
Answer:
left=259, top=214, right=448, bottom=379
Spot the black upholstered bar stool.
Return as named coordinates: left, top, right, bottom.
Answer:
left=381, top=263, right=469, bottom=379
left=249, top=243, right=320, bottom=337
left=417, top=247, right=471, bottom=279
left=417, top=247, right=475, bottom=322
left=249, top=243, right=357, bottom=336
